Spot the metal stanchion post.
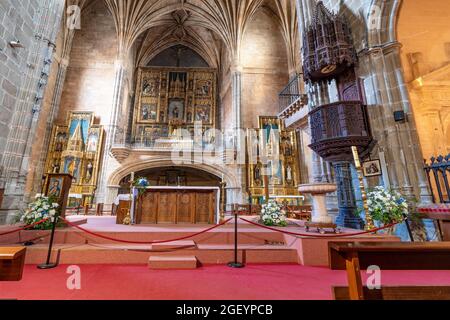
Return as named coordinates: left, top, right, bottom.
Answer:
left=403, top=213, right=415, bottom=242
left=37, top=215, right=59, bottom=269
left=228, top=212, right=244, bottom=268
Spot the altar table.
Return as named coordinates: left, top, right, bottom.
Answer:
left=135, top=187, right=220, bottom=224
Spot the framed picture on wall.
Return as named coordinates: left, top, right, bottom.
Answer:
left=362, top=160, right=382, bottom=177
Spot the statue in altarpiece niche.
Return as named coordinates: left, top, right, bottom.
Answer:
left=85, top=161, right=94, bottom=183
left=282, top=136, right=293, bottom=157
left=247, top=117, right=301, bottom=202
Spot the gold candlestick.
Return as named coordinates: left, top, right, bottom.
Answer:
left=220, top=181, right=227, bottom=222
left=122, top=208, right=131, bottom=225
left=123, top=173, right=134, bottom=225
left=351, top=146, right=374, bottom=231
left=264, top=175, right=270, bottom=204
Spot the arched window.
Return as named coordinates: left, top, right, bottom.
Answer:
left=148, top=45, right=209, bottom=68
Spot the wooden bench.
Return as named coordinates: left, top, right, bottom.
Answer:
left=0, top=247, right=27, bottom=281
left=329, top=242, right=450, bottom=300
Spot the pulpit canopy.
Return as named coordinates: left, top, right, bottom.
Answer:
left=302, top=1, right=357, bottom=83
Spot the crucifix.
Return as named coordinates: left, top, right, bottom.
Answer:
left=176, top=46, right=183, bottom=68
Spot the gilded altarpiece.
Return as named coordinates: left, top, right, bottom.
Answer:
left=133, top=67, right=217, bottom=144
left=247, top=117, right=301, bottom=203
left=45, top=112, right=104, bottom=207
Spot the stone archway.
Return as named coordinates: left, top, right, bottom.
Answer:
left=106, top=158, right=241, bottom=205
left=367, top=0, right=402, bottom=47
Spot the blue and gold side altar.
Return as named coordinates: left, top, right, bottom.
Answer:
left=45, top=112, right=104, bottom=207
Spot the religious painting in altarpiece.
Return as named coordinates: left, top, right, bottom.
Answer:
left=246, top=116, right=301, bottom=204
left=133, top=67, right=217, bottom=145
left=45, top=112, right=104, bottom=207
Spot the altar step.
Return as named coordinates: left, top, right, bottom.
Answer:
left=149, top=255, right=198, bottom=269
left=152, top=240, right=197, bottom=251
left=9, top=228, right=286, bottom=246
left=22, top=243, right=299, bottom=265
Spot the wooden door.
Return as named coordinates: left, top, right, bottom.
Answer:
left=177, top=192, right=195, bottom=223
left=158, top=191, right=177, bottom=223
left=195, top=191, right=214, bottom=224
left=139, top=192, right=158, bottom=224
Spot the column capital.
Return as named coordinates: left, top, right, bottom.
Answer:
left=229, top=54, right=243, bottom=73
left=230, top=63, right=243, bottom=74
left=358, top=41, right=402, bottom=58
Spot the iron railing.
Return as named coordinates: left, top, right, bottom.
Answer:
left=424, top=155, right=450, bottom=203
left=278, top=74, right=305, bottom=113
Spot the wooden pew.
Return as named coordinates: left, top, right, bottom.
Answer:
left=0, top=247, right=26, bottom=281
left=329, top=242, right=450, bottom=300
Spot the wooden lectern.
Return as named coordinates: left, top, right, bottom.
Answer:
left=44, top=173, right=73, bottom=218
left=0, top=247, right=26, bottom=281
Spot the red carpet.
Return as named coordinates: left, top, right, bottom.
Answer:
left=1, top=264, right=450, bottom=300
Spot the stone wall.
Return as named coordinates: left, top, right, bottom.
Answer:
left=397, top=0, right=450, bottom=160
left=0, top=0, right=64, bottom=222
left=0, top=0, right=43, bottom=159
left=241, top=10, right=290, bottom=129
left=398, top=0, right=450, bottom=83
left=24, top=30, right=65, bottom=198
left=57, top=0, right=117, bottom=127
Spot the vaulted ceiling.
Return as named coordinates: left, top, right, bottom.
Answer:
left=74, top=0, right=299, bottom=72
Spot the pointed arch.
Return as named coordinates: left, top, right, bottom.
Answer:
left=367, top=0, right=402, bottom=47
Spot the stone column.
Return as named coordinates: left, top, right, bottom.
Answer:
left=229, top=60, right=246, bottom=202
left=387, top=45, right=433, bottom=204
left=360, top=47, right=401, bottom=191
left=96, top=57, right=128, bottom=204
left=231, top=62, right=242, bottom=140
left=360, top=43, right=432, bottom=204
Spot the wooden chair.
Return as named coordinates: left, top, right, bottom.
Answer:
left=285, top=205, right=312, bottom=221
left=249, top=204, right=262, bottom=216
left=231, top=204, right=251, bottom=216
left=329, top=241, right=450, bottom=300
left=0, top=247, right=26, bottom=281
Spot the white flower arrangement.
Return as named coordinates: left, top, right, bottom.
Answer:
left=19, top=195, right=60, bottom=230
left=260, top=200, right=287, bottom=227
left=367, top=186, right=408, bottom=225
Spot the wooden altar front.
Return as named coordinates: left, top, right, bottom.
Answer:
left=136, top=187, right=220, bottom=224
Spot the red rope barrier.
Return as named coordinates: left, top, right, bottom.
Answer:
left=0, top=217, right=51, bottom=236
left=60, top=217, right=233, bottom=244
left=239, top=217, right=400, bottom=238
